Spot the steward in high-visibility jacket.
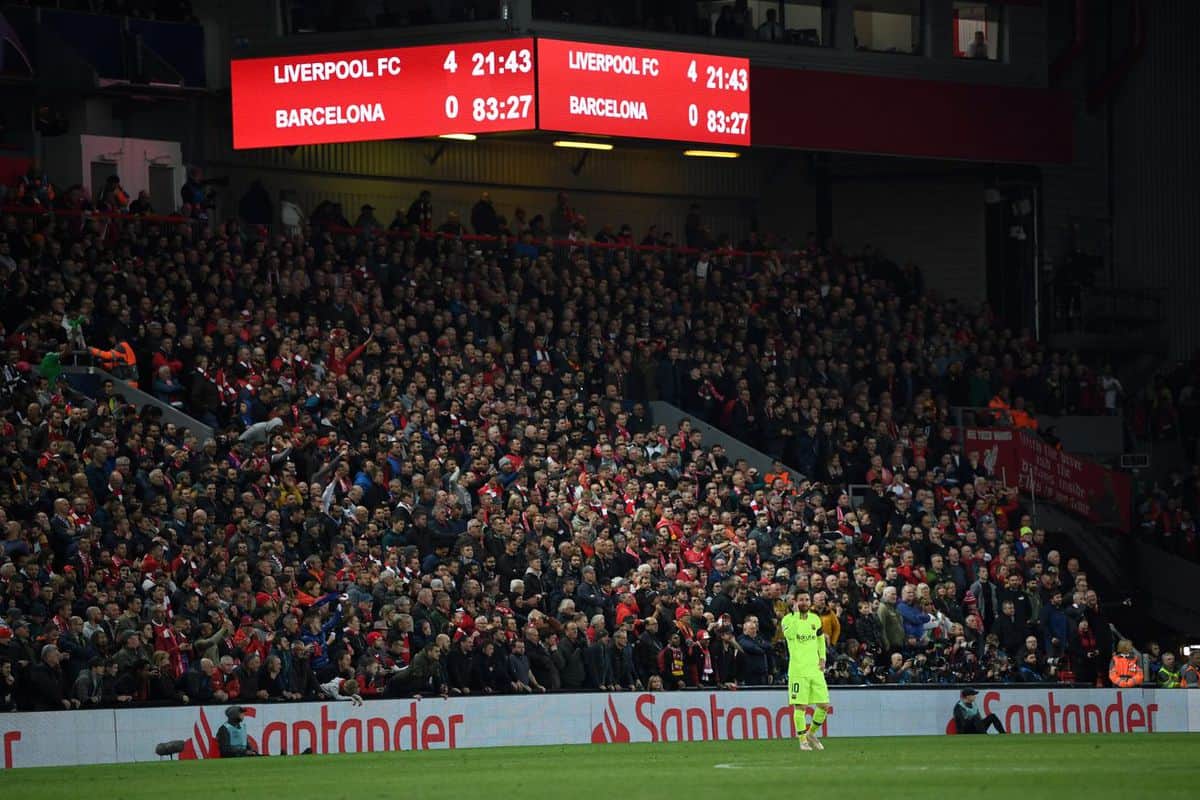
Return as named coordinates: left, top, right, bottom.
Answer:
left=1182, top=655, right=1200, bottom=687
left=1157, top=661, right=1182, bottom=688
left=1010, top=407, right=1039, bottom=431
left=88, top=339, right=138, bottom=388
left=1109, top=640, right=1144, bottom=688
left=764, top=470, right=792, bottom=491
left=989, top=392, right=1039, bottom=431
left=988, top=393, right=1014, bottom=427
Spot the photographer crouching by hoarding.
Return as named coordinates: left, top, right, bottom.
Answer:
left=953, top=688, right=1007, bottom=734
left=217, top=706, right=260, bottom=757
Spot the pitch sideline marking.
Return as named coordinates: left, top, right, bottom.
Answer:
left=716, top=763, right=1056, bottom=774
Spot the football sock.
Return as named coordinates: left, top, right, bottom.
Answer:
left=811, top=706, right=827, bottom=732
left=794, top=708, right=809, bottom=736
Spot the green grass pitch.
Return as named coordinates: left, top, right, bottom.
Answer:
left=7, top=734, right=1200, bottom=799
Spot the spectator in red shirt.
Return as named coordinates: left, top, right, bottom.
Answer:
left=211, top=655, right=239, bottom=702
left=150, top=337, right=183, bottom=376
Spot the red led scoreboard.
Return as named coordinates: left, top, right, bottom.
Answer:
left=230, top=40, right=536, bottom=148
left=535, top=39, right=750, bottom=146
left=230, top=38, right=750, bottom=149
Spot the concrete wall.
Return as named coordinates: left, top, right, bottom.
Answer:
left=1038, top=0, right=1200, bottom=360
left=1035, top=414, right=1124, bottom=457
left=1134, top=541, right=1200, bottom=636
left=1110, top=0, right=1200, bottom=359
left=42, top=134, right=185, bottom=203
left=650, top=401, right=801, bottom=481
left=832, top=176, right=986, bottom=303
left=215, top=164, right=763, bottom=248
left=204, top=131, right=817, bottom=246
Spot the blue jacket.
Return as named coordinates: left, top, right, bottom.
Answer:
left=736, top=634, right=771, bottom=685
left=1038, top=604, right=1069, bottom=652
left=299, top=593, right=342, bottom=670
left=575, top=580, right=604, bottom=616
left=897, top=600, right=931, bottom=640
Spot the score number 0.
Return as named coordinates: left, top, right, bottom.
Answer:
left=444, top=50, right=461, bottom=119
left=445, top=94, right=533, bottom=122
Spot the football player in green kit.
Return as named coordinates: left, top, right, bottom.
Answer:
left=781, top=591, right=831, bottom=751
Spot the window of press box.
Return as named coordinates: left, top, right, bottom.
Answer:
left=699, top=1, right=833, bottom=45
left=530, top=0, right=834, bottom=44
left=285, top=0, right=499, bottom=33
left=953, top=1, right=1002, bottom=60
left=781, top=1, right=835, bottom=46
left=853, top=0, right=923, bottom=55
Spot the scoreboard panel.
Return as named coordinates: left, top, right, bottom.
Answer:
left=231, top=40, right=536, bottom=149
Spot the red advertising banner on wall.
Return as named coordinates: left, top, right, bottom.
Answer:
left=963, top=428, right=1132, bottom=531
left=750, top=67, right=1070, bottom=163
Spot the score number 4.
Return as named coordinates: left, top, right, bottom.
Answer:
left=443, top=49, right=532, bottom=76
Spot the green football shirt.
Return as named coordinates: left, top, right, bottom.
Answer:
left=781, top=611, right=826, bottom=676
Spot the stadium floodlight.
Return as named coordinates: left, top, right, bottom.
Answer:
left=683, top=149, right=740, bottom=159
left=439, top=133, right=477, bottom=141
left=553, top=140, right=613, bottom=151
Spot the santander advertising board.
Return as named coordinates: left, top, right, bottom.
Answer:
left=0, top=689, right=1194, bottom=768
left=171, top=690, right=1172, bottom=761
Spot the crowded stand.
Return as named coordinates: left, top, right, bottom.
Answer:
left=3, top=169, right=1197, bottom=715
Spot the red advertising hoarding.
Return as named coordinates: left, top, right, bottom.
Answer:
left=963, top=428, right=1132, bottom=531
left=230, top=39, right=536, bottom=149
left=535, top=38, right=750, bottom=146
